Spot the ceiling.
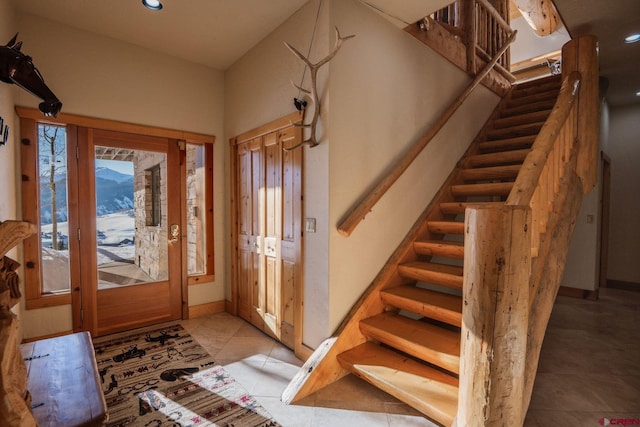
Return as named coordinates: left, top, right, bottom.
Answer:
left=553, top=0, right=640, bottom=106
left=11, top=0, right=640, bottom=106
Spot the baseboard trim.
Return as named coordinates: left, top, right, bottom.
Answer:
left=22, top=330, right=73, bottom=344
left=558, top=286, right=599, bottom=301
left=188, top=300, right=226, bottom=319
left=224, top=299, right=235, bottom=315
left=606, top=279, right=640, bottom=292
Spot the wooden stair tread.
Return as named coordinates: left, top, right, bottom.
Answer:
left=414, top=239, right=464, bottom=259
left=461, top=164, right=521, bottom=181
left=427, top=220, right=464, bottom=235
left=492, top=109, right=552, bottom=129
left=505, top=90, right=558, bottom=108
left=468, top=148, right=531, bottom=167
left=338, top=342, right=458, bottom=426
left=398, top=261, right=463, bottom=289
left=450, top=182, right=513, bottom=197
left=512, top=74, right=561, bottom=90
left=500, top=98, right=556, bottom=117
left=381, top=285, right=462, bottom=327
left=478, top=135, right=536, bottom=152
left=486, top=122, right=545, bottom=140
left=510, top=78, right=561, bottom=97
left=439, top=201, right=504, bottom=215
left=360, top=312, right=460, bottom=374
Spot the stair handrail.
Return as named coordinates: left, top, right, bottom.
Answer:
left=506, top=71, right=581, bottom=207
left=337, top=29, right=517, bottom=237
left=458, top=36, right=598, bottom=426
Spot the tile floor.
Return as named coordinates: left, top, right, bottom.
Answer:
left=179, top=287, right=640, bottom=427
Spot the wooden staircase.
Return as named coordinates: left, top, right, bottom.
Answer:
left=333, top=75, right=562, bottom=425
left=284, top=33, right=598, bottom=427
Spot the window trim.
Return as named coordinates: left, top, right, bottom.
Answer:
left=184, top=141, right=215, bottom=286
left=18, top=107, right=216, bottom=309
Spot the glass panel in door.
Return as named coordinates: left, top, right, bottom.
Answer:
left=94, top=146, right=168, bottom=289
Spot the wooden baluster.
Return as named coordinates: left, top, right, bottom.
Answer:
left=466, top=1, right=477, bottom=75
left=539, top=163, right=549, bottom=234
left=530, top=187, right=540, bottom=257
left=553, top=138, right=560, bottom=194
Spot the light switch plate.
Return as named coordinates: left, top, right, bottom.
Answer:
left=305, top=218, right=316, bottom=233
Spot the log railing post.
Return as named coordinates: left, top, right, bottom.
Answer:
left=465, top=1, right=477, bottom=74
left=561, top=35, right=599, bottom=193
left=457, top=204, right=531, bottom=426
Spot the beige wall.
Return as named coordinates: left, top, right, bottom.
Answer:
left=607, top=103, right=640, bottom=284
left=327, top=0, right=499, bottom=333
left=0, top=0, right=19, bottom=335
left=226, top=0, right=500, bottom=348
left=13, top=13, right=226, bottom=339
left=561, top=101, right=610, bottom=291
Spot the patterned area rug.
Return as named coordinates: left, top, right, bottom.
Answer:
left=93, top=323, right=280, bottom=427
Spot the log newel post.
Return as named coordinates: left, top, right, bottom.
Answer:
left=561, top=35, right=599, bottom=193
left=457, top=204, right=531, bottom=426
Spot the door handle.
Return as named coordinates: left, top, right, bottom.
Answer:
left=169, top=224, right=180, bottom=244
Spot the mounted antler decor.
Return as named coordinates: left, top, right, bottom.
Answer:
left=284, top=26, right=354, bottom=150
left=0, top=34, right=62, bottom=117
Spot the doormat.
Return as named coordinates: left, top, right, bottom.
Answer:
left=92, top=323, right=280, bottom=427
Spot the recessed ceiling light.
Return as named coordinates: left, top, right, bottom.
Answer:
left=636, top=91, right=640, bottom=97
left=142, top=0, right=163, bottom=11
left=624, top=33, right=640, bottom=43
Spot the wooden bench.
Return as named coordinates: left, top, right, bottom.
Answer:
left=20, top=332, right=107, bottom=427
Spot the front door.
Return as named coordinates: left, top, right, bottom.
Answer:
left=78, top=129, right=183, bottom=336
left=234, top=122, right=302, bottom=350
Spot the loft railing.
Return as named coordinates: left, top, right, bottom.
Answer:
left=456, top=36, right=598, bottom=426
left=338, top=0, right=515, bottom=237
left=430, top=0, right=512, bottom=78
left=470, top=0, right=513, bottom=80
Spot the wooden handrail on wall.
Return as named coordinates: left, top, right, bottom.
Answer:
left=337, top=30, right=516, bottom=237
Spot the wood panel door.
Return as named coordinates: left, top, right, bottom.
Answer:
left=234, top=122, right=302, bottom=350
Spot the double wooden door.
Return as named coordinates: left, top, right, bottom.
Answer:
left=234, top=123, right=302, bottom=350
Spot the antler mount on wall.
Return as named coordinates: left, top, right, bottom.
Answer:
left=284, top=26, right=354, bottom=151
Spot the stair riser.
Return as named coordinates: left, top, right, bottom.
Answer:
left=468, top=149, right=531, bottom=167
left=414, top=242, right=464, bottom=259
left=500, top=99, right=556, bottom=117
left=450, top=183, right=513, bottom=197
left=478, top=136, right=536, bottom=153
left=427, top=222, right=464, bottom=235
left=486, top=123, right=544, bottom=140
left=359, top=322, right=460, bottom=374
left=505, top=91, right=558, bottom=109
left=461, top=165, right=521, bottom=181
left=380, top=292, right=462, bottom=327
left=510, top=81, right=561, bottom=98
left=398, top=265, right=463, bottom=289
left=492, top=110, right=551, bottom=129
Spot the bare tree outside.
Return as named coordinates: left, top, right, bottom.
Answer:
left=38, top=124, right=67, bottom=250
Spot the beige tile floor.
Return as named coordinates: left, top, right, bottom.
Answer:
left=180, top=287, right=640, bottom=427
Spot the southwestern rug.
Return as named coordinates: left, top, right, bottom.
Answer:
left=92, top=323, right=281, bottom=427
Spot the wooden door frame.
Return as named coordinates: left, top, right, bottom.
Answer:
left=598, top=152, right=611, bottom=289
left=229, top=111, right=309, bottom=359
left=16, top=107, right=214, bottom=333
